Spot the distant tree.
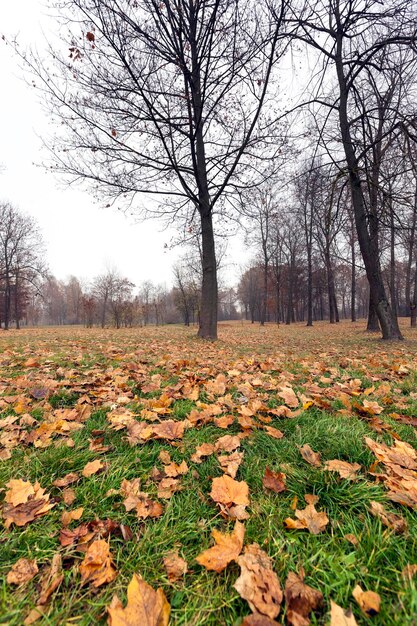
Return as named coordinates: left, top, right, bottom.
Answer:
left=0, top=202, right=46, bottom=329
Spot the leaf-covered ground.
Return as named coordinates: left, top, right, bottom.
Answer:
left=1, top=321, right=417, bottom=625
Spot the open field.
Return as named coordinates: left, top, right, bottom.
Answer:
left=1, top=320, right=417, bottom=625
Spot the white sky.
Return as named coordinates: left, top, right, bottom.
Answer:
left=0, top=0, right=242, bottom=290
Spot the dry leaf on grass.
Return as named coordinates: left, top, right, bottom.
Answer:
left=284, top=495, right=329, bottom=535
left=163, top=460, right=188, bottom=477
left=324, top=460, right=361, bottom=481
left=234, top=544, right=283, bottom=619
left=284, top=570, right=323, bottom=626
left=329, top=601, right=358, bottom=626
left=61, top=507, right=83, bottom=526
left=277, top=386, right=299, bottom=408
left=163, top=550, right=188, bottom=581
left=52, top=472, right=79, bottom=487
left=368, top=501, right=407, bottom=533
left=196, top=521, right=245, bottom=572
left=352, top=585, right=380, bottom=617
left=298, top=445, right=321, bottom=467
left=3, top=480, right=54, bottom=528
left=62, top=488, right=76, bottom=505
left=214, top=434, right=241, bottom=453
left=157, top=477, right=183, bottom=499
left=264, top=426, right=284, bottom=440
left=79, top=539, right=117, bottom=587
left=218, top=451, right=244, bottom=478
left=107, top=573, right=170, bottom=626
left=7, top=558, right=38, bottom=585
left=191, top=442, right=215, bottom=463
left=241, top=614, right=279, bottom=625
left=262, top=468, right=286, bottom=493
left=82, top=459, right=105, bottom=478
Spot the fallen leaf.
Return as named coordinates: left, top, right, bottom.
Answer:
left=278, top=386, right=299, bottom=408
left=218, top=451, right=244, bottom=478
left=329, top=600, right=358, bottom=626
left=3, top=480, right=54, bottom=528
left=196, top=520, right=245, bottom=572
left=214, top=434, right=241, bottom=453
left=234, top=544, right=283, bottom=619
left=79, top=539, right=117, bottom=587
left=7, top=558, right=38, bottom=585
left=61, top=507, right=84, bottom=526
left=299, top=445, right=321, bottom=467
left=262, top=468, right=286, bottom=493
left=324, top=460, right=361, bottom=481
left=38, top=553, right=64, bottom=604
left=107, top=573, right=170, bottom=626
left=53, top=472, right=79, bottom=487
left=369, top=501, right=407, bottom=533
left=352, top=585, right=380, bottom=617
left=264, top=426, right=284, bottom=440
left=210, top=475, right=250, bottom=514
left=163, top=550, right=188, bottom=581
left=241, top=614, right=279, bottom=625
left=82, top=459, right=105, bottom=478
left=284, top=570, right=323, bottom=626
left=284, top=497, right=329, bottom=535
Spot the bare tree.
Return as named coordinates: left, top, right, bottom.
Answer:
left=22, top=0, right=290, bottom=340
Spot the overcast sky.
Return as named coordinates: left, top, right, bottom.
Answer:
left=0, top=1, right=246, bottom=289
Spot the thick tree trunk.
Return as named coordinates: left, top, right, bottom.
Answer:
left=198, top=209, right=218, bottom=340
left=351, top=226, right=356, bottom=322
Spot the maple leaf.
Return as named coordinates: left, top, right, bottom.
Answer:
left=352, top=585, right=380, bottom=617
left=234, top=544, right=283, bottom=619
left=329, top=601, right=358, bottom=626
left=284, top=496, right=329, bottom=535
left=298, top=445, right=322, bottom=467
left=61, top=488, right=75, bottom=505
left=61, top=507, right=83, bottom=526
left=218, top=451, right=244, bottom=478
left=210, top=475, right=249, bottom=507
left=215, top=434, right=241, bottom=453
left=3, top=480, right=54, bottom=528
left=107, top=573, right=170, bottom=626
left=7, top=558, right=38, bottom=585
left=53, top=472, right=79, bottom=487
left=152, top=419, right=187, bottom=440
left=262, top=468, right=286, bottom=493
left=157, top=477, right=183, bottom=499
left=82, top=459, right=105, bottom=477
left=196, top=520, right=245, bottom=572
left=277, top=386, right=299, bottom=408
left=191, top=442, right=215, bottom=463
left=164, top=460, right=188, bottom=477
left=284, top=570, right=323, bottom=626
left=163, top=550, right=188, bottom=581
left=136, top=498, right=164, bottom=519
left=79, top=539, right=117, bottom=587
left=324, top=460, right=361, bottom=480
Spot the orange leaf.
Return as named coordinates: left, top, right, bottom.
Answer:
left=196, top=521, right=245, bottom=572
left=107, top=573, right=170, bottom=626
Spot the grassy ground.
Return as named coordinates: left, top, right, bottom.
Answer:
left=1, top=320, right=417, bottom=625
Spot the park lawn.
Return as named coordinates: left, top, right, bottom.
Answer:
left=0, top=320, right=417, bottom=625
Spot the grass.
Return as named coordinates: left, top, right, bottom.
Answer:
left=0, top=320, right=417, bottom=625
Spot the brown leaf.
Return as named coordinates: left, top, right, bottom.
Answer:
left=3, top=481, right=54, bottom=528
left=7, top=558, right=38, bottom=585
left=157, top=477, right=183, bottom=499
left=53, top=472, right=79, bottom=487
left=284, top=570, right=323, bottom=626
left=284, top=498, right=329, bottom=535
left=234, top=544, right=283, bottom=619
left=62, top=487, right=77, bottom=505
left=136, top=498, right=164, bottom=519
left=38, top=553, right=64, bottom=605
left=164, top=460, right=188, bottom=477
left=329, top=601, right=358, bottom=626
left=264, top=426, right=284, bottom=440
left=61, top=507, right=84, bottom=526
left=277, top=386, right=299, bottom=408
left=82, top=459, right=105, bottom=477
left=107, top=573, right=170, bottom=626
left=214, top=434, right=241, bottom=453
left=218, top=451, right=244, bottom=478
left=298, top=445, right=321, bottom=467
left=191, top=442, right=215, bottom=463
left=196, top=520, right=245, bottom=572
left=163, top=550, right=188, bottom=581
left=369, top=501, right=407, bottom=533
left=5, top=479, right=35, bottom=506
left=79, top=539, right=117, bottom=587
left=324, top=460, right=361, bottom=481
left=152, top=419, right=186, bottom=440
left=262, top=468, right=286, bottom=494
left=210, top=475, right=249, bottom=508
left=242, top=615, right=279, bottom=625
left=352, top=585, right=380, bottom=617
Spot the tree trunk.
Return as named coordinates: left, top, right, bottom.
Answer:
left=198, top=209, right=218, bottom=340
left=335, top=36, right=402, bottom=339
left=351, top=223, right=356, bottom=322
